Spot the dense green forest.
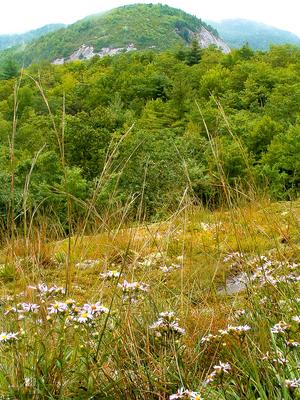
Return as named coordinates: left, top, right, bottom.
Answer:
left=1, top=43, right=300, bottom=229
left=209, top=19, right=300, bottom=50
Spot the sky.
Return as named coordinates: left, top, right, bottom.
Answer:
left=1, top=0, right=300, bottom=36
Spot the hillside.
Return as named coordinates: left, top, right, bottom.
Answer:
left=0, top=4, right=229, bottom=66
left=208, top=19, right=300, bottom=50
left=0, top=24, right=65, bottom=51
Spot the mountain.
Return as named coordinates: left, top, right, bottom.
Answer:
left=0, top=24, right=66, bottom=51
left=208, top=19, right=300, bottom=50
left=0, top=4, right=230, bottom=67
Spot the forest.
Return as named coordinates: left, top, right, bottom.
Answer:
left=1, top=43, right=300, bottom=232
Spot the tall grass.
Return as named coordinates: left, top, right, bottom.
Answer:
left=0, top=79, right=299, bottom=399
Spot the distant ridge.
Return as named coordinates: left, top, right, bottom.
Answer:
left=207, top=19, right=300, bottom=50
left=0, top=24, right=65, bottom=51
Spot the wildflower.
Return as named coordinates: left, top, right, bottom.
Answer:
left=285, top=379, right=300, bottom=392
left=213, top=362, right=231, bottom=375
left=82, top=302, right=109, bottom=316
left=286, top=340, right=300, bottom=348
left=0, top=332, right=19, bottom=343
left=160, top=263, right=182, bottom=273
left=100, top=270, right=121, bottom=280
left=118, top=280, right=149, bottom=303
left=149, top=312, right=185, bottom=338
left=233, top=309, right=246, bottom=318
left=200, top=333, right=217, bottom=344
left=169, top=387, right=202, bottom=399
left=271, top=321, right=291, bottom=334
left=227, top=325, right=251, bottom=336
left=292, top=316, right=300, bottom=325
left=4, top=306, right=18, bottom=315
left=76, top=311, right=93, bottom=323
left=20, top=303, right=40, bottom=313
left=223, top=252, right=244, bottom=263
left=272, top=357, right=288, bottom=365
left=29, top=283, right=65, bottom=297
left=205, top=362, right=231, bottom=385
left=48, top=301, right=69, bottom=314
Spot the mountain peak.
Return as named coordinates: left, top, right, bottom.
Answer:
left=0, top=3, right=229, bottom=67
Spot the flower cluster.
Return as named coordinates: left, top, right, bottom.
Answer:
left=118, top=280, right=149, bottom=303
left=149, top=311, right=185, bottom=338
left=170, top=387, right=202, bottom=399
left=271, top=321, right=291, bottom=334
left=201, top=324, right=251, bottom=345
left=48, top=300, right=109, bottom=324
left=137, top=252, right=165, bottom=268
left=159, top=263, right=182, bottom=273
left=205, top=362, right=231, bottom=385
left=28, top=283, right=66, bottom=297
left=100, top=270, right=122, bottom=280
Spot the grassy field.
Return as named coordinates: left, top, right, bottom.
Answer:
left=0, top=199, right=300, bottom=398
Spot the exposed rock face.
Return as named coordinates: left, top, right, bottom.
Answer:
left=52, top=43, right=137, bottom=64
left=196, top=27, right=231, bottom=54
left=51, top=28, right=230, bottom=65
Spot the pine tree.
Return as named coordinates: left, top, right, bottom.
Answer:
left=186, top=39, right=202, bottom=66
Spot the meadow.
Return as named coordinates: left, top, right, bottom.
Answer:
left=0, top=196, right=300, bottom=399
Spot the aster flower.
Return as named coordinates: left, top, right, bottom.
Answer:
left=169, top=387, right=202, bottom=399
left=48, top=301, right=69, bottom=314
left=100, top=270, right=121, bottom=280
left=19, top=303, right=40, bottom=313
left=271, top=321, right=291, bottom=334
left=286, top=379, right=300, bottom=392
left=82, top=302, right=109, bottom=316
left=0, top=332, right=19, bottom=344
left=118, top=280, right=149, bottom=303
left=149, top=312, right=185, bottom=338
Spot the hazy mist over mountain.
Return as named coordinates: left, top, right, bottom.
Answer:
left=209, top=19, right=300, bottom=50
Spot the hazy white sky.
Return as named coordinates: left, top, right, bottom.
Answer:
left=1, top=0, right=300, bottom=36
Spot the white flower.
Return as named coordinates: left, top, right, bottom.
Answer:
left=82, top=302, right=109, bottom=316
left=100, top=270, right=121, bottom=280
left=149, top=312, right=185, bottom=338
left=213, top=362, right=231, bottom=375
left=286, top=340, right=300, bottom=348
left=169, top=387, right=202, bottom=399
left=292, top=316, right=300, bottom=324
left=76, top=311, right=93, bottom=323
left=118, top=280, right=149, bottom=303
left=271, top=321, right=290, bottom=334
left=200, top=333, right=217, bottom=344
left=0, top=332, right=19, bottom=343
left=227, top=325, right=251, bottom=335
left=286, top=379, right=300, bottom=391
left=48, top=301, right=69, bottom=314
left=20, top=303, right=40, bottom=313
